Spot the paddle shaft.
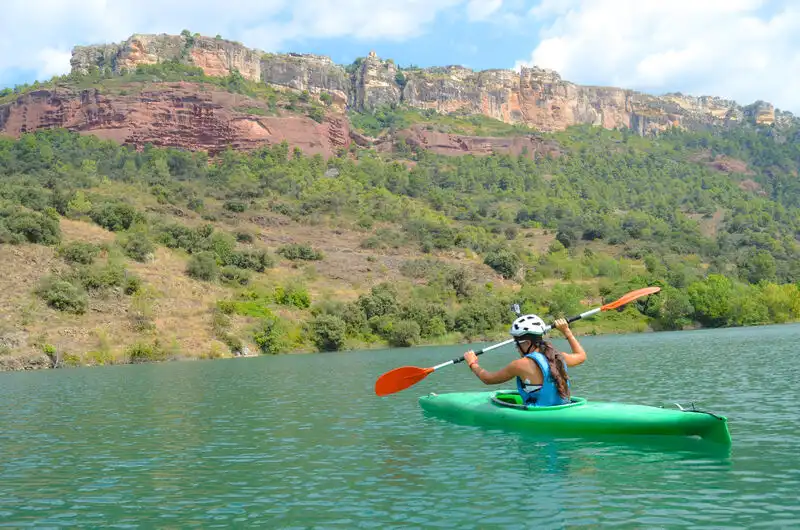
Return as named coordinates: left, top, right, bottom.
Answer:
left=433, top=307, right=602, bottom=371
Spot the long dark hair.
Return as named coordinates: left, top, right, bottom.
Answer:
left=518, top=335, right=570, bottom=400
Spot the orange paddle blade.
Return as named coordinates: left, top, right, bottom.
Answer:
left=601, top=286, right=661, bottom=310
left=375, top=366, right=434, bottom=396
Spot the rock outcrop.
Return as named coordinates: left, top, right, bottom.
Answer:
left=261, top=53, right=349, bottom=108
left=0, top=84, right=349, bottom=156
left=350, top=51, right=403, bottom=112
left=71, top=33, right=262, bottom=82
left=69, top=33, right=793, bottom=136
left=395, top=125, right=562, bottom=159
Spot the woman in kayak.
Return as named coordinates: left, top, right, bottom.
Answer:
left=463, top=314, right=586, bottom=407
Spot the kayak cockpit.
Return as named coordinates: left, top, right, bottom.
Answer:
left=490, top=390, right=588, bottom=411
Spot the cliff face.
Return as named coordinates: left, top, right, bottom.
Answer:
left=71, top=34, right=262, bottom=82
left=69, top=33, right=792, bottom=136
left=261, top=53, right=349, bottom=108
left=0, top=84, right=349, bottom=156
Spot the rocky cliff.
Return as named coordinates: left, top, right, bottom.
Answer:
left=0, top=84, right=349, bottom=156
left=69, top=33, right=793, bottom=136
left=71, top=33, right=263, bottom=82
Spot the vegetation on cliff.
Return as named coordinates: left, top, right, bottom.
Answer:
left=1, top=118, right=799, bottom=367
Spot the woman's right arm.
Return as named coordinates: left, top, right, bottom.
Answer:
left=553, top=318, right=586, bottom=367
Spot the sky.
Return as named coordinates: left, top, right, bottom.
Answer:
left=1, top=0, right=799, bottom=113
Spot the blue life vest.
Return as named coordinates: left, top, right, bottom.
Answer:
left=515, top=351, right=570, bottom=407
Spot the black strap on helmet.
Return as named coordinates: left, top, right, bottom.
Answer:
left=515, top=333, right=543, bottom=355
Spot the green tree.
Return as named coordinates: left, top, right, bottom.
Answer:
left=687, top=274, right=733, bottom=327
left=66, top=191, right=92, bottom=219
left=311, top=314, right=347, bottom=351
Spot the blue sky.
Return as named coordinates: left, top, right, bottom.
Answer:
left=2, top=0, right=799, bottom=113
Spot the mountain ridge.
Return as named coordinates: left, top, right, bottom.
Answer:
left=68, top=32, right=795, bottom=135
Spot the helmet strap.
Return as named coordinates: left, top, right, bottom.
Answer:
left=515, top=336, right=541, bottom=355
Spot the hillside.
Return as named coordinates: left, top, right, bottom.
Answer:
left=2, top=122, right=799, bottom=371
left=1, top=32, right=799, bottom=371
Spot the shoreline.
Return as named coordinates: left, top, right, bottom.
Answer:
left=6, top=321, right=800, bottom=374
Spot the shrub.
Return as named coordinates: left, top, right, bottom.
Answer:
left=308, top=107, right=325, bottom=123
left=388, top=320, right=421, bottom=347
left=124, top=276, right=142, bottom=295
left=187, top=197, right=204, bottom=211
left=0, top=209, right=61, bottom=245
left=119, top=230, right=155, bottom=262
left=69, top=263, right=129, bottom=292
left=219, top=266, right=252, bottom=286
left=311, top=314, right=347, bottom=351
left=224, top=200, right=247, bottom=212
left=223, top=249, right=274, bottom=271
left=548, top=284, right=585, bottom=318
left=186, top=251, right=218, bottom=281
left=253, top=315, right=291, bottom=354
left=235, top=231, right=253, bottom=243
left=90, top=202, right=138, bottom=231
left=36, top=279, right=88, bottom=314
left=58, top=241, right=100, bottom=264
left=275, top=283, right=311, bottom=309
left=483, top=249, right=521, bottom=279
left=126, top=341, right=167, bottom=363
left=277, top=243, right=323, bottom=261
left=357, top=283, right=397, bottom=319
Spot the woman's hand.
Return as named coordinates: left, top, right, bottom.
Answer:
left=464, top=350, right=478, bottom=368
left=554, top=318, right=571, bottom=335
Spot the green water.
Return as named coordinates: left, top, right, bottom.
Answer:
left=2, top=324, right=799, bottom=528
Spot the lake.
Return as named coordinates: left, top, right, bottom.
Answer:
left=1, top=324, right=799, bottom=528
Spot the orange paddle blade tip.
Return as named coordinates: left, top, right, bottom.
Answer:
left=374, top=366, right=434, bottom=397
left=602, top=286, right=661, bottom=310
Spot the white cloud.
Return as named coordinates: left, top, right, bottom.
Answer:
left=517, top=0, right=800, bottom=113
left=0, top=0, right=467, bottom=86
left=467, top=0, right=503, bottom=21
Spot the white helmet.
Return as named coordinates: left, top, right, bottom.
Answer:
left=510, top=314, right=547, bottom=337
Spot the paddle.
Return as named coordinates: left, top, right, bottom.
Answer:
left=374, top=286, right=661, bottom=397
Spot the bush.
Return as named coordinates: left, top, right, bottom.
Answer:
left=223, top=249, right=274, bottom=272
left=219, top=266, right=252, bottom=286
left=224, top=200, right=247, bottom=212
left=186, top=251, right=218, bottom=281
left=275, top=283, right=311, bottom=309
left=357, top=283, right=397, bottom=319
left=388, top=320, right=421, bottom=347
left=68, top=263, right=129, bottom=292
left=308, top=108, right=325, bottom=123
left=119, top=230, right=155, bottom=262
left=58, top=241, right=100, bottom=264
left=483, top=249, right=521, bottom=279
left=548, top=284, right=585, bottom=318
left=0, top=209, right=61, bottom=245
left=126, top=341, right=167, bottom=363
left=253, top=315, right=291, bottom=354
left=311, top=314, right=347, bottom=351
left=277, top=243, right=323, bottom=261
left=90, top=202, right=138, bottom=231
left=36, top=279, right=88, bottom=314
left=124, top=276, right=142, bottom=295
left=235, top=231, right=253, bottom=243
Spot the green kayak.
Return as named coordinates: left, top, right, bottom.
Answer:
left=419, top=390, right=732, bottom=446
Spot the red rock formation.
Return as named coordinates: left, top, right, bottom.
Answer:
left=0, top=83, right=350, bottom=157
